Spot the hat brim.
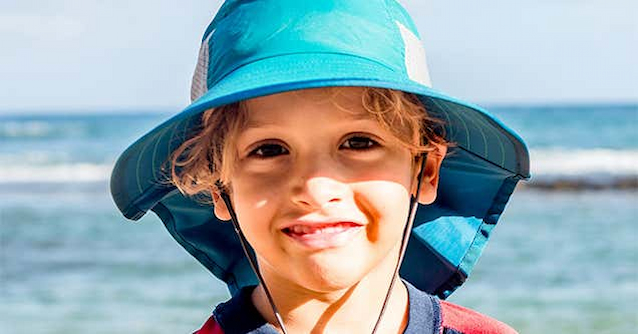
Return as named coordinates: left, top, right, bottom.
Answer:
left=110, top=53, right=529, bottom=298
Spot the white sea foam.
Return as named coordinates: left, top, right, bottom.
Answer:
left=1, top=121, right=55, bottom=138
left=0, top=120, right=86, bottom=138
left=530, top=149, right=638, bottom=176
left=0, top=151, right=71, bottom=165
left=0, top=163, right=113, bottom=183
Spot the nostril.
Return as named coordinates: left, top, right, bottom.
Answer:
left=291, top=176, right=350, bottom=209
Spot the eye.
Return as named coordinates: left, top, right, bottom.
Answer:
left=341, top=136, right=379, bottom=150
left=248, top=143, right=289, bottom=158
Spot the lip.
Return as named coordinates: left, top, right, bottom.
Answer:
left=280, top=217, right=364, bottom=230
left=281, top=220, right=365, bottom=250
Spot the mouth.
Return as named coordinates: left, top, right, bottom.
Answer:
left=281, top=222, right=364, bottom=249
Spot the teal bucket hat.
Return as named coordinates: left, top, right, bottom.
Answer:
left=110, top=0, right=530, bottom=299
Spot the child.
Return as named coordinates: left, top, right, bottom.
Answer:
left=110, top=1, right=530, bottom=333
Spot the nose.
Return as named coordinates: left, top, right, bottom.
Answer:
left=291, top=176, right=351, bottom=210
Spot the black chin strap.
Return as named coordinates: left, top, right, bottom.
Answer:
left=215, top=153, right=427, bottom=334
left=216, top=181, right=289, bottom=334
left=371, top=153, right=427, bottom=333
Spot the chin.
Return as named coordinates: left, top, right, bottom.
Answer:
left=292, top=252, right=379, bottom=292
left=298, top=271, right=364, bottom=293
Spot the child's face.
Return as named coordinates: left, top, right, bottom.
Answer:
left=214, top=87, right=441, bottom=292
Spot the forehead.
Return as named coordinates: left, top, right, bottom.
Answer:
left=242, top=87, right=374, bottom=127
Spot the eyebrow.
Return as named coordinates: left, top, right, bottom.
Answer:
left=243, top=110, right=375, bottom=130
left=243, top=118, right=277, bottom=130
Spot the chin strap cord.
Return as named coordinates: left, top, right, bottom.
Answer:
left=215, top=153, right=426, bottom=334
left=216, top=181, right=289, bottom=334
left=371, top=153, right=428, bottom=334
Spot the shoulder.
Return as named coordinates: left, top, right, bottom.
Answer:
left=439, top=300, right=518, bottom=334
left=195, top=285, right=274, bottom=334
left=194, top=315, right=224, bottom=334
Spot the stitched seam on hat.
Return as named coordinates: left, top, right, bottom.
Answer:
left=151, top=125, right=172, bottom=182
left=209, top=52, right=398, bottom=87
left=382, top=0, right=395, bottom=30
left=454, top=145, right=521, bottom=177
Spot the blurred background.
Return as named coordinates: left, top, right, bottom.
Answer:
left=1, top=0, right=636, bottom=333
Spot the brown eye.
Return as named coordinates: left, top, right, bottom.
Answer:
left=249, top=143, right=288, bottom=158
left=341, top=136, right=378, bottom=150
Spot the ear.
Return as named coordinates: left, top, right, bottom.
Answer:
left=415, top=143, right=447, bottom=205
left=211, top=189, right=232, bottom=221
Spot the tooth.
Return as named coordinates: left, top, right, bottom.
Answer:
left=289, top=223, right=361, bottom=235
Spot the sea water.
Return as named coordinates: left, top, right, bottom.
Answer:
left=1, top=105, right=637, bottom=333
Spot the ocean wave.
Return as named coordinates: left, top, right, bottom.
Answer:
left=0, top=163, right=113, bottom=183
left=526, top=149, right=637, bottom=190
left=0, top=114, right=168, bottom=141
left=0, top=120, right=85, bottom=139
left=0, top=151, right=72, bottom=165
left=1, top=121, right=52, bottom=138
left=530, top=149, right=638, bottom=176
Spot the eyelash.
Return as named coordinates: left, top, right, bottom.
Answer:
left=247, top=135, right=380, bottom=158
left=340, top=135, right=380, bottom=150
left=248, top=142, right=289, bottom=158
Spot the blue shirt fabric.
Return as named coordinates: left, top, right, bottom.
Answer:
left=212, top=281, right=441, bottom=334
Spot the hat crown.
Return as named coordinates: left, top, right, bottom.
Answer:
left=191, top=0, right=432, bottom=101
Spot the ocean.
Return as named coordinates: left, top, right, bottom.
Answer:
left=1, top=104, right=637, bottom=333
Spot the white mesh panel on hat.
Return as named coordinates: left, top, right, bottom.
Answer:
left=396, top=22, right=432, bottom=88
left=190, top=32, right=213, bottom=102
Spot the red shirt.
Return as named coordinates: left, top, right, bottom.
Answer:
left=195, top=283, right=517, bottom=334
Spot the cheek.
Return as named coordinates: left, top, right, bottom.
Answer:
left=353, top=179, right=412, bottom=243
left=229, top=176, right=286, bottom=237
left=232, top=167, right=285, bottom=207
left=345, top=153, right=415, bottom=242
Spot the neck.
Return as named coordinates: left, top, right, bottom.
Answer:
left=251, top=253, right=409, bottom=333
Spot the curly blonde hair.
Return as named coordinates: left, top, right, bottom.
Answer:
left=170, top=87, right=447, bottom=200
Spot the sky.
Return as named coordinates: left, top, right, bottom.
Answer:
left=1, top=0, right=636, bottom=113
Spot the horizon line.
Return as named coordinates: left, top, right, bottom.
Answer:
left=0, top=100, right=636, bottom=117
